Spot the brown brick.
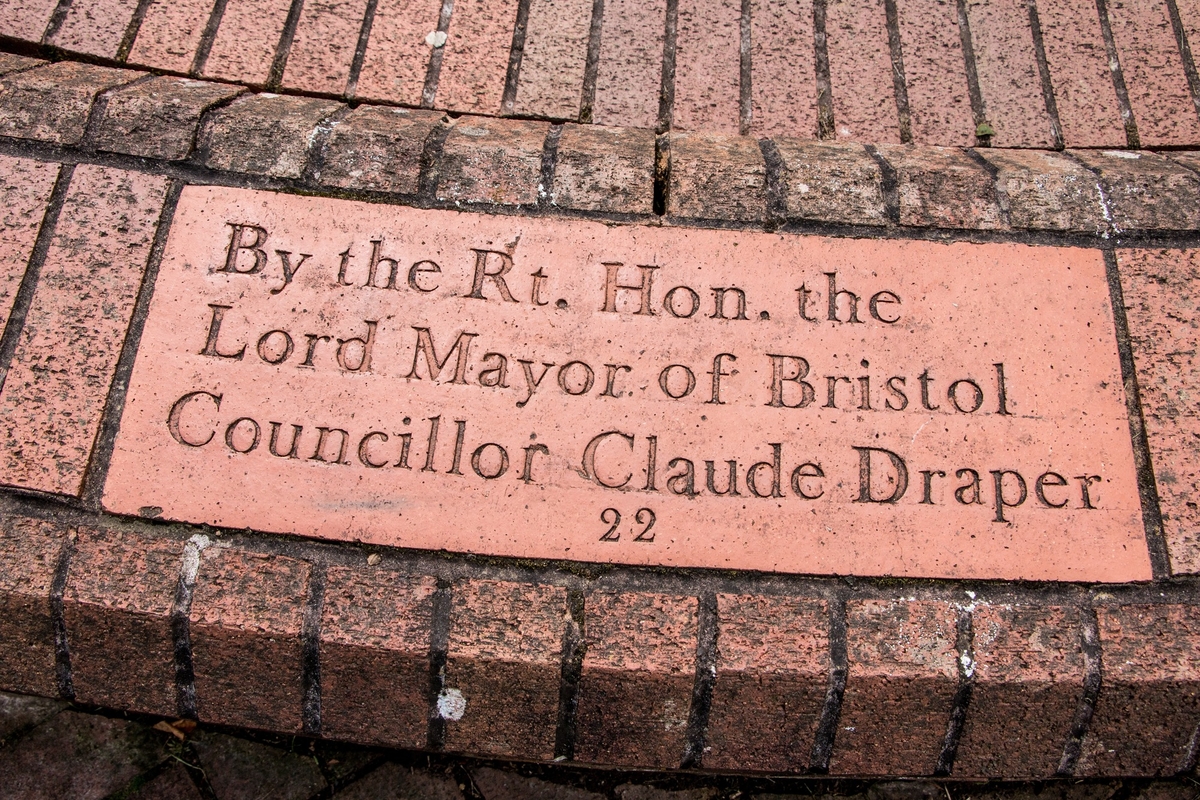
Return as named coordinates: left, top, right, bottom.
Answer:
left=552, top=123, right=656, bottom=214
left=895, top=0, right=975, bottom=146
left=705, top=595, right=828, bottom=772
left=0, top=165, right=168, bottom=498
left=341, top=762, right=464, bottom=800
left=190, top=731, right=327, bottom=798
left=1038, top=0, right=1126, bottom=147
left=320, top=565, right=436, bottom=748
left=436, top=116, right=550, bottom=206
left=575, top=591, right=697, bottom=768
left=443, top=579, right=567, bottom=759
left=774, top=138, right=887, bottom=225
left=750, top=0, right=817, bottom=138
left=319, top=106, right=443, bottom=194
left=830, top=599, right=960, bottom=775
left=0, top=691, right=65, bottom=741
left=435, top=0, right=521, bottom=115
left=189, top=547, right=311, bottom=732
left=127, top=763, right=205, bottom=800
left=1117, top=248, right=1200, bottom=573
left=1071, top=150, right=1200, bottom=231
left=63, top=526, right=182, bottom=716
left=0, top=62, right=141, bottom=145
left=93, top=76, right=244, bottom=161
left=202, top=0, right=294, bottom=86
left=472, top=766, right=604, bottom=800
left=199, top=93, right=344, bottom=179
left=353, top=0, right=443, bottom=105
left=0, top=0, right=59, bottom=42
left=667, top=131, right=766, bottom=220
left=592, top=0, right=666, bottom=128
left=0, top=516, right=66, bottom=696
left=282, top=0, right=371, bottom=96
left=49, top=0, right=141, bottom=59
left=126, top=0, right=211, bottom=73
left=826, top=0, right=902, bottom=143
left=0, top=55, right=46, bottom=77
left=673, top=0, right=741, bottom=135
left=513, top=0, right=594, bottom=120
left=1080, top=604, right=1200, bottom=776
left=954, top=604, right=1085, bottom=778
left=976, top=148, right=1105, bottom=233
left=0, top=155, right=59, bottom=334
left=875, top=144, right=1004, bottom=229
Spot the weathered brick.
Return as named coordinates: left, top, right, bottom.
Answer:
left=976, top=148, right=1105, bottom=233
left=0, top=165, right=168, bottom=497
left=1117, top=247, right=1200, bottom=573
left=282, top=0, right=371, bottom=96
left=965, top=0, right=1055, bottom=147
left=0, top=155, right=59, bottom=334
left=667, top=131, right=766, bottom=220
left=1071, top=149, right=1200, bottom=231
left=320, top=565, right=436, bottom=748
left=830, top=599, right=959, bottom=775
left=750, top=0, right=817, bottom=138
left=436, top=116, right=549, bottom=205
left=875, top=144, right=1003, bottom=229
left=0, top=516, right=65, bottom=696
left=49, top=0, right=140, bottom=59
left=0, top=62, right=141, bottom=145
left=190, top=731, right=328, bottom=798
left=705, top=595, right=828, bottom=772
left=340, top=762, right=464, bottom=800
left=472, top=766, right=604, bottom=800
left=1037, top=0, right=1126, bottom=147
left=202, top=0, right=294, bottom=86
left=592, top=0, right=666, bottom=128
left=0, top=691, right=65, bottom=742
left=894, top=0, right=975, bottom=146
left=954, top=604, right=1084, bottom=778
left=126, top=0, right=212, bottom=73
left=513, top=0, right=593, bottom=120
left=826, top=0, right=901, bottom=142
left=673, top=0, right=741, bottom=134
left=63, top=527, right=181, bottom=717
left=319, top=105, right=442, bottom=194
left=93, top=76, right=243, bottom=161
left=552, top=123, right=655, bottom=213
left=435, top=0, right=520, bottom=114
left=443, top=579, right=566, bottom=759
left=354, top=0, right=443, bottom=104
left=774, top=138, right=887, bottom=225
left=0, top=0, right=58, bottom=42
left=1080, top=604, right=1200, bottom=776
left=189, top=548, right=311, bottom=731
left=199, top=93, right=344, bottom=179
left=0, top=54, right=46, bottom=77
left=575, top=591, right=697, bottom=768
left=127, top=762, right=204, bottom=800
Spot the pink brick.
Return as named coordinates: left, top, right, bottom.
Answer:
left=965, top=0, right=1055, bottom=147
left=0, top=156, right=59, bottom=336
left=0, top=166, right=168, bottom=497
left=202, top=0, right=293, bottom=86
left=895, top=0, right=975, bottom=145
left=592, top=0, right=666, bottom=128
left=1175, top=0, right=1200, bottom=107
left=1106, top=0, right=1200, bottom=146
left=673, top=0, right=741, bottom=134
left=826, top=0, right=900, bottom=142
left=282, top=0, right=370, bottom=96
left=354, top=0, right=442, bottom=104
left=127, top=0, right=212, bottom=73
left=750, top=0, right=817, bottom=137
left=513, top=0, right=593, bottom=119
left=50, top=0, right=140, bottom=58
left=0, top=0, right=58, bottom=42
left=1037, top=0, right=1125, bottom=147
left=435, top=0, right=519, bottom=114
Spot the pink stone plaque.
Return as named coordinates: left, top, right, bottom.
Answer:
left=103, top=186, right=1151, bottom=581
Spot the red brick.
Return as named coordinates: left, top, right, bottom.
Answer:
left=320, top=565, right=436, bottom=748
left=895, top=0, right=975, bottom=146
left=435, top=0, right=520, bottom=114
left=0, top=0, right=58, bottom=41
left=1106, top=0, right=1200, bottom=146
left=1080, top=604, right=1200, bottom=776
left=127, top=0, right=213, bottom=73
left=575, top=591, right=697, bottom=768
left=552, top=123, right=655, bottom=213
left=319, top=105, right=443, bottom=194
left=592, top=0, right=666, bottom=128
left=63, top=527, right=181, bottom=716
left=976, top=148, right=1105, bottom=232
left=436, top=116, right=549, bottom=205
left=202, top=0, right=293, bottom=86
left=0, top=516, right=66, bottom=696
left=0, top=166, right=168, bottom=498
left=750, top=0, right=817, bottom=138
left=774, top=138, right=887, bottom=225
left=1117, top=248, right=1200, bottom=573
left=441, top=579, right=565, bottom=758
left=1071, top=149, right=1200, bottom=231
left=513, top=0, right=592, bottom=120
left=189, top=547, right=311, bottom=731
left=0, top=155, right=59, bottom=335
left=282, top=0, right=371, bottom=96
left=93, top=76, right=244, bottom=161
left=954, top=604, right=1084, bottom=778
left=190, top=731, right=327, bottom=798
left=667, top=131, right=766, bottom=220
left=199, top=93, right=344, bottom=178
left=0, top=54, right=46, bottom=77
left=0, top=62, right=141, bottom=145
left=705, top=595, right=827, bottom=772
left=354, top=0, right=443, bottom=104
left=830, top=599, right=959, bottom=775
left=826, top=0, right=900, bottom=142
left=875, top=143, right=1003, bottom=228
left=673, top=0, right=741, bottom=134
left=49, top=0, right=141, bottom=59
left=1038, top=0, right=1126, bottom=147
left=965, top=0, right=1055, bottom=147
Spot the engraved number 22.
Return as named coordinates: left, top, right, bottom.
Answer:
left=599, top=507, right=656, bottom=542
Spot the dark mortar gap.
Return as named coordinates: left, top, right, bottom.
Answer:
left=965, top=147, right=1009, bottom=227
left=267, top=0, right=307, bottom=91
left=654, top=131, right=670, bottom=216
left=501, top=0, right=534, bottom=116
left=578, top=0, right=605, bottom=123
left=657, top=0, right=679, bottom=133
left=883, top=0, right=911, bottom=143
left=50, top=534, right=76, bottom=701
left=759, top=137, right=787, bottom=227
left=344, top=0, right=380, bottom=98
left=1026, top=0, right=1064, bottom=150
left=421, top=0, right=455, bottom=109
left=184, top=88, right=248, bottom=161
left=79, top=73, right=157, bottom=152
left=301, top=561, right=327, bottom=735
left=42, top=0, right=74, bottom=43
left=813, top=0, right=834, bottom=139
left=171, top=562, right=199, bottom=720
left=954, top=0, right=988, bottom=146
left=681, top=592, right=718, bottom=769
left=118, top=0, right=157, bottom=64
left=1093, top=0, right=1139, bottom=149
left=1164, top=0, right=1200, bottom=127
left=190, top=0, right=230, bottom=76
left=864, top=144, right=900, bottom=224
left=427, top=577, right=452, bottom=750
left=417, top=116, right=453, bottom=199
left=739, top=0, right=753, bottom=136
left=301, top=104, right=353, bottom=186
left=1057, top=604, right=1102, bottom=775
left=935, top=608, right=975, bottom=776
left=539, top=123, right=563, bottom=208
left=553, top=589, right=586, bottom=761
left=809, top=590, right=847, bottom=772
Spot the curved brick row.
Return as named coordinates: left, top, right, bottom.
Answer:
left=4, top=0, right=1200, bottom=148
